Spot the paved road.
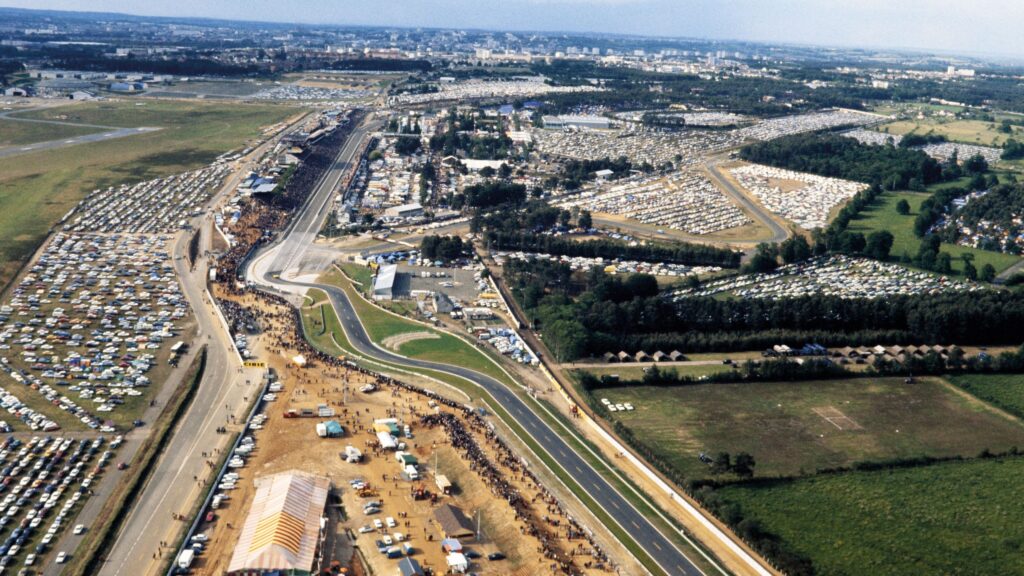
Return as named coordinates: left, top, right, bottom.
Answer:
left=0, top=106, right=160, bottom=159
left=248, top=119, right=706, bottom=576
left=704, top=156, right=789, bottom=244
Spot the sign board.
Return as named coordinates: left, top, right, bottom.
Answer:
left=242, top=360, right=267, bottom=368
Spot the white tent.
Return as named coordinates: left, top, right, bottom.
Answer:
left=446, top=552, right=469, bottom=573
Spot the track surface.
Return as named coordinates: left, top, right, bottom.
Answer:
left=250, top=116, right=707, bottom=576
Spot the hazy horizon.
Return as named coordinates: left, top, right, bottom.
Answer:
left=4, top=0, right=1024, bottom=61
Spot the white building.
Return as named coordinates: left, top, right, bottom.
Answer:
left=373, top=264, right=398, bottom=301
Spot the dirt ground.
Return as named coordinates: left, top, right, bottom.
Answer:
left=192, top=291, right=613, bottom=576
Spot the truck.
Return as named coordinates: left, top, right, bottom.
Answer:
left=178, top=549, right=195, bottom=570
left=345, top=445, right=363, bottom=463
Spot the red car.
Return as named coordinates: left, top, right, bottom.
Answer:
left=205, top=512, right=216, bottom=523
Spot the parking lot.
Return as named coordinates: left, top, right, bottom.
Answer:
left=734, top=109, right=880, bottom=141
left=0, top=434, right=119, bottom=572
left=0, top=233, right=191, bottom=432
left=730, top=163, right=866, bottom=230
left=554, top=169, right=750, bottom=235
left=671, top=255, right=982, bottom=300
left=918, top=141, right=1002, bottom=164
left=66, top=164, right=228, bottom=234
left=251, top=84, right=372, bottom=102
left=494, top=251, right=721, bottom=278
left=533, top=127, right=741, bottom=167
left=389, top=78, right=600, bottom=106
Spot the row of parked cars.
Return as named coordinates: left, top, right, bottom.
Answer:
left=0, top=435, right=115, bottom=572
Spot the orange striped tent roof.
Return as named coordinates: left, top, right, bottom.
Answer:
left=227, top=470, right=330, bottom=574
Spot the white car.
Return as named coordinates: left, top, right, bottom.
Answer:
left=73, top=524, right=86, bottom=535
left=358, top=525, right=374, bottom=534
left=55, top=551, right=68, bottom=563
left=372, top=519, right=383, bottom=529
left=385, top=517, right=396, bottom=528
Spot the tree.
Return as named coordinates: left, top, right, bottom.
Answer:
left=578, top=210, right=593, bottom=230
left=964, top=153, right=989, bottom=175
left=479, top=166, right=496, bottom=178
left=780, top=235, right=812, bottom=264
left=711, top=452, right=732, bottom=475
left=865, top=230, right=895, bottom=261
left=980, top=263, right=997, bottom=282
left=936, top=251, right=953, bottom=274
left=963, top=260, right=977, bottom=280
left=896, top=199, right=911, bottom=215
left=733, top=452, right=756, bottom=478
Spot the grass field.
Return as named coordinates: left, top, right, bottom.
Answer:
left=318, top=269, right=517, bottom=387
left=338, top=261, right=374, bottom=287
left=0, top=119, right=103, bottom=147
left=593, top=377, right=1024, bottom=479
left=876, top=117, right=1022, bottom=147
left=716, top=456, right=1024, bottom=576
left=949, top=373, right=1024, bottom=419
left=847, top=190, right=1021, bottom=275
left=0, top=100, right=299, bottom=290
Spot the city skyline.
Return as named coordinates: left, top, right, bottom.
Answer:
left=3, top=0, right=1024, bottom=60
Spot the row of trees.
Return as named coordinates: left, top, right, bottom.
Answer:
left=454, top=181, right=527, bottom=209
left=419, top=235, right=467, bottom=262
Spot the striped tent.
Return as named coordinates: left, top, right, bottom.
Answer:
left=227, top=470, right=330, bottom=575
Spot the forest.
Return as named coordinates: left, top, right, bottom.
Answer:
left=739, top=133, right=947, bottom=190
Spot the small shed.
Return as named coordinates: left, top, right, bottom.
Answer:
left=635, top=351, right=651, bottom=362
left=668, top=350, right=685, bottom=361
left=441, top=538, right=463, bottom=553
left=602, top=352, right=618, bottom=363
left=616, top=351, right=632, bottom=363
left=651, top=351, right=667, bottom=362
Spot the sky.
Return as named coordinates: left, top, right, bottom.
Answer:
left=6, top=0, right=1024, bottom=58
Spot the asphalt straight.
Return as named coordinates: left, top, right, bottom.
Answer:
left=704, top=155, right=789, bottom=244
left=0, top=105, right=161, bottom=159
left=247, top=117, right=706, bottom=576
